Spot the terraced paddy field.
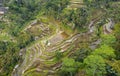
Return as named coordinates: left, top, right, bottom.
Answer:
left=67, top=0, right=84, bottom=9
left=12, top=15, right=96, bottom=76
left=13, top=34, right=92, bottom=76
left=11, top=1, right=99, bottom=76
left=12, top=16, right=71, bottom=76
left=11, top=0, right=117, bottom=76
left=0, top=0, right=119, bottom=76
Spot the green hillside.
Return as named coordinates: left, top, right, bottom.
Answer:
left=0, top=0, right=120, bottom=76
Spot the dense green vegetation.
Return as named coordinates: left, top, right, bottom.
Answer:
left=0, top=0, right=120, bottom=76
